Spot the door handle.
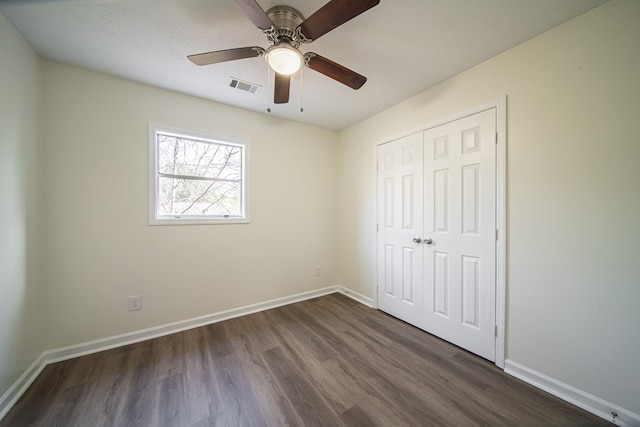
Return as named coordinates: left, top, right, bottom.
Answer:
left=412, top=237, right=422, bottom=244
left=423, top=237, right=433, bottom=245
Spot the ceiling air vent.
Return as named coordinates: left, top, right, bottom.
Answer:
left=229, top=77, right=261, bottom=94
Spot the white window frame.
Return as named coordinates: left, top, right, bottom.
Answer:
left=148, top=123, right=250, bottom=225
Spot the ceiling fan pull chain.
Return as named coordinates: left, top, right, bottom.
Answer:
left=266, top=66, right=272, bottom=113
left=299, top=67, right=304, bottom=113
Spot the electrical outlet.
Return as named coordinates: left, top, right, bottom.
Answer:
left=314, top=266, right=321, bottom=276
left=128, top=295, right=142, bottom=311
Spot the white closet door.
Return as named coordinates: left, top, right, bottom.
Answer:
left=423, top=109, right=497, bottom=361
left=376, top=132, right=424, bottom=326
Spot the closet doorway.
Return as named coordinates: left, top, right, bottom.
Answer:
left=376, top=105, right=503, bottom=363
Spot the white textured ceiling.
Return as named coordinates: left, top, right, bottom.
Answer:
left=1, top=0, right=607, bottom=131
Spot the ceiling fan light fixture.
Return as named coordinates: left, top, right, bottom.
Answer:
left=266, top=43, right=302, bottom=75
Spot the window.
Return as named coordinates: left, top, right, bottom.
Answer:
left=149, top=124, right=248, bottom=224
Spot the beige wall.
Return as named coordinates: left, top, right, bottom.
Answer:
left=0, top=14, right=45, bottom=397
left=337, top=0, right=640, bottom=415
left=41, top=62, right=339, bottom=348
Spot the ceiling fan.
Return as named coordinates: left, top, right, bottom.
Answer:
left=187, top=0, right=380, bottom=104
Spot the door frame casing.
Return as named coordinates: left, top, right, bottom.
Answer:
left=372, top=96, right=507, bottom=369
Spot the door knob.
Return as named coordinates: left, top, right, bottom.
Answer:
left=412, top=237, right=422, bottom=244
left=423, top=237, right=433, bottom=245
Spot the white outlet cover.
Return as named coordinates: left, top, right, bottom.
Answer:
left=128, top=295, right=142, bottom=311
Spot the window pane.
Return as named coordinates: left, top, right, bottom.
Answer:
left=157, top=177, right=241, bottom=217
left=157, top=134, right=242, bottom=180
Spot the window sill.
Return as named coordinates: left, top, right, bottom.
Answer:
left=149, top=217, right=250, bottom=226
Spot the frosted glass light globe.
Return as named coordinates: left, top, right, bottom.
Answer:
left=266, top=44, right=302, bottom=75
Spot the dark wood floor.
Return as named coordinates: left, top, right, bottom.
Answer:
left=1, top=293, right=609, bottom=426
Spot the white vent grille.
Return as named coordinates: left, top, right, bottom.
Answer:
left=229, top=77, right=261, bottom=94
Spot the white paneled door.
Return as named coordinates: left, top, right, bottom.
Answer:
left=377, top=108, right=497, bottom=362
left=423, top=109, right=497, bottom=361
left=376, top=132, right=424, bottom=327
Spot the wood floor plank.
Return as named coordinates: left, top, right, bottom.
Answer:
left=182, top=327, right=224, bottom=424
left=213, top=352, right=269, bottom=426
left=339, top=405, right=377, bottom=426
left=0, top=293, right=610, bottom=427
left=262, top=346, right=336, bottom=426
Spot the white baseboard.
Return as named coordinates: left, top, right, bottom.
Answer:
left=0, top=354, right=47, bottom=421
left=336, top=285, right=374, bottom=307
left=1, top=285, right=361, bottom=421
left=504, top=359, right=640, bottom=426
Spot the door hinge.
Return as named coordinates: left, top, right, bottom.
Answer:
left=494, top=325, right=498, bottom=337
left=376, top=161, right=379, bottom=171
left=377, top=223, right=379, bottom=231
left=495, top=229, right=498, bottom=241
left=494, top=132, right=498, bottom=144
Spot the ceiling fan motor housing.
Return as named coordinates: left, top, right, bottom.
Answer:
left=265, top=5, right=304, bottom=47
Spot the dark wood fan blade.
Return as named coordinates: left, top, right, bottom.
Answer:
left=274, top=73, right=291, bottom=104
left=298, top=0, right=379, bottom=42
left=234, top=0, right=274, bottom=31
left=304, top=53, right=367, bottom=89
left=188, top=47, right=264, bottom=66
